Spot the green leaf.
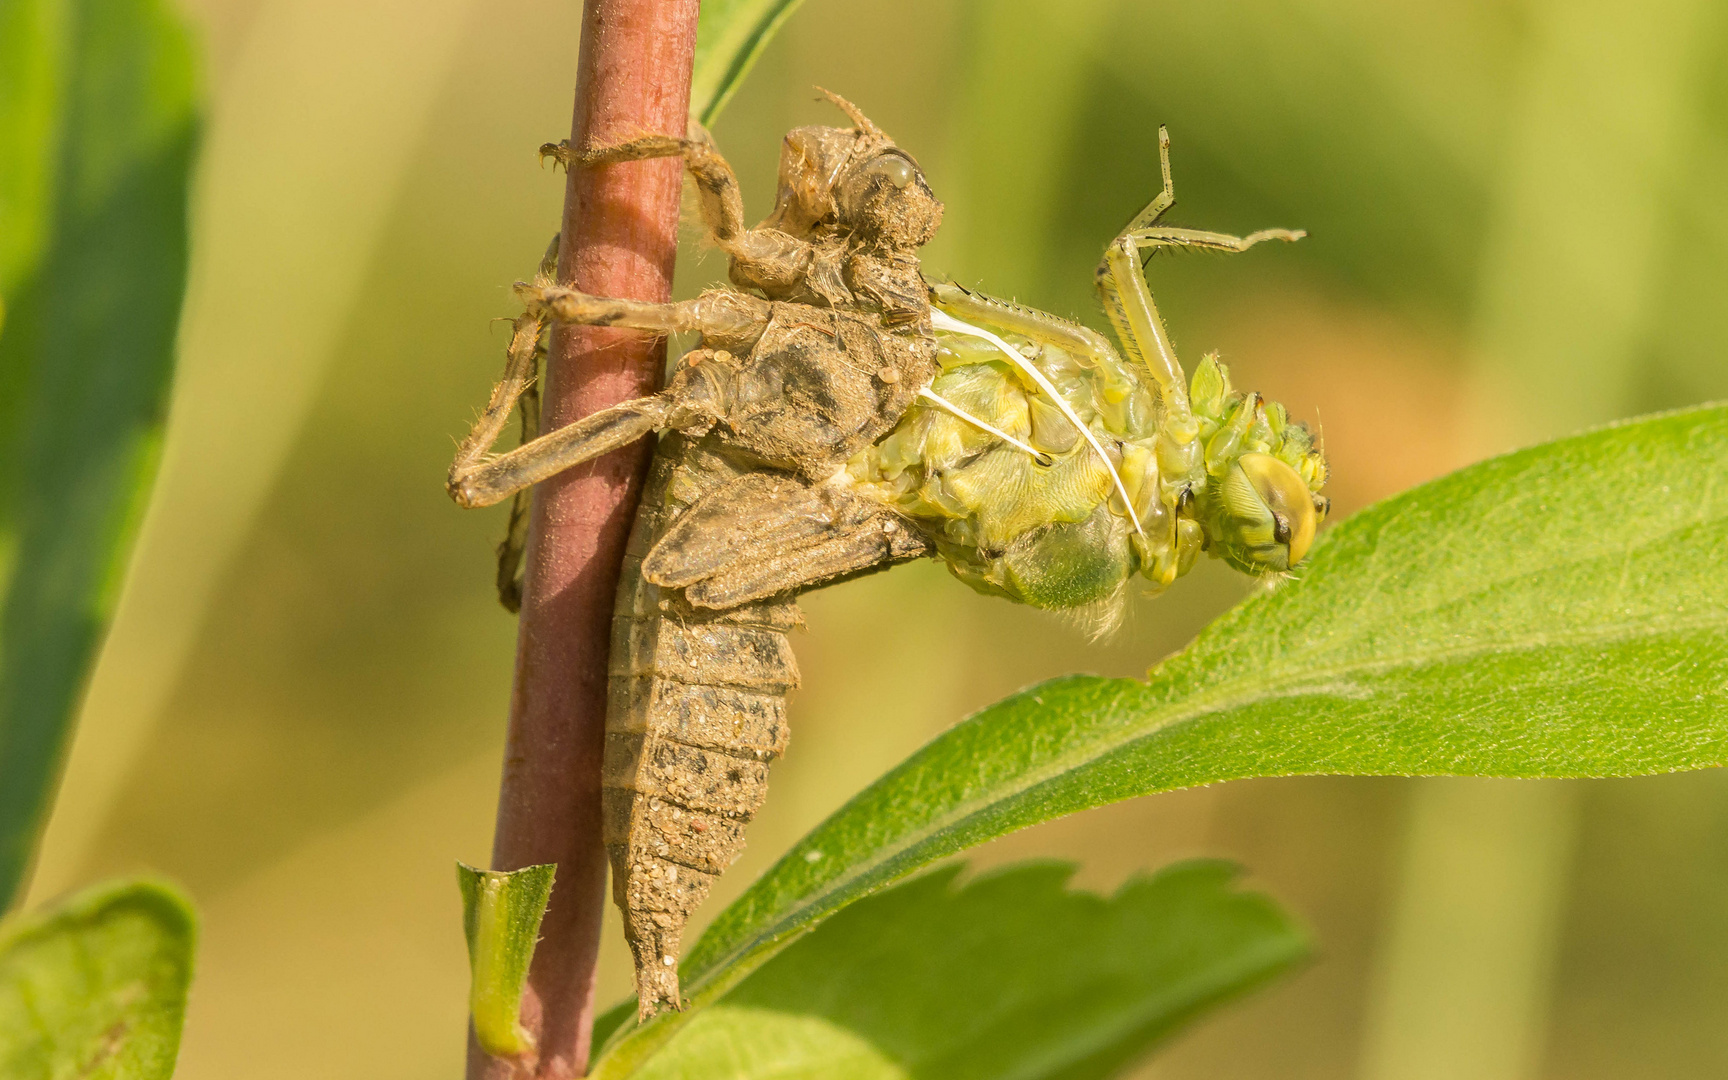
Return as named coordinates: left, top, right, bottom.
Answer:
left=0, top=0, right=63, bottom=311
left=594, top=402, right=1728, bottom=1072
left=0, top=878, right=197, bottom=1080
left=691, top=0, right=808, bottom=127
left=458, top=861, right=556, bottom=1058
left=605, top=859, right=1305, bottom=1080
left=0, top=0, right=199, bottom=908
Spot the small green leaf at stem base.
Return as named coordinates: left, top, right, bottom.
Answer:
left=458, top=861, right=557, bottom=1059
left=0, top=878, right=197, bottom=1080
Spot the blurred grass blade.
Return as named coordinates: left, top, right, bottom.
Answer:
left=595, top=402, right=1728, bottom=1072
left=597, top=860, right=1306, bottom=1079
left=0, top=878, right=197, bottom=1079
left=458, top=861, right=556, bottom=1058
left=0, top=0, right=198, bottom=908
left=0, top=0, right=62, bottom=309
left=691, top=0, right=807, bottom=126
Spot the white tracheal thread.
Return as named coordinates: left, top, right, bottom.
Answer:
left=916, top=387, right=1055, bottom=466
left=930, top=308, right=1145, bottom=538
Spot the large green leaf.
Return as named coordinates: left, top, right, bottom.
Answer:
left=0, top=0, right=199, bottom=908
left=691, top=0, right=808, bottom=126
left=599, top=860, right=1305, bottom=1079
left=0, top=878, right=196, bottom=1079
left=594, top=402, right=1728, bottom=1072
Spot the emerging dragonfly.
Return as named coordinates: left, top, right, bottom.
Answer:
left=448, top=93, right=1327, bottom=1020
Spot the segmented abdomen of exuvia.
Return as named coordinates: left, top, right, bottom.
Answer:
left=603, top=433, right=799, bottom=1020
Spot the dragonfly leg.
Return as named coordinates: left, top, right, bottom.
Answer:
left=448, top=308, right=549, bottom=510
left=445, top=239, right=557, bottom=605
left=1095, top=224, right=1302, bottom=421
left=550, top=124, right=749, bottom=247
left=517, top=283, right=771, bottom=353
left=445, top=279, right=770, bottom=511
left=449, top=283, right=771, bottom=511
left=448, top=388, right=673, bottom=510
left=1092, top=127, right=1304, bottom=438
left=493, top=371, right=539, bottom=612
left=929, top=283, right=1120, bottom=373
left=1123, top=224, right=1306, bottom=256
left=641, top=474, right=932, bottom=608
left=1118, top=123, right=1176, bottom=235
left=1090, top=126, right=1193, bottom=429
left=543, top=127, right=813, bottom=290
left=1095, top=234, right=1194, bottom=432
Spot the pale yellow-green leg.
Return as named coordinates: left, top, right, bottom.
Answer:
left=1097, top=223, right=1304, bottom=431
left=1092, top=126, right=1189, bottom=435
left=1124, top=225, right=1306, bottom=255
left=1093, top=124, right=1305, bottom=422
left=928, top=282, right=1119, bottom=371
left=1096, top=240, right=1193, bottom=430
left=1121, top=124, right=1176, bottom=233
left=1092, top=128, right=1304, bottom=497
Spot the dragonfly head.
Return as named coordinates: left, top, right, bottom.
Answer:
left=1206, top=452, right=1327, bottom=573
left=1186, top=355, right=1330, bottom=575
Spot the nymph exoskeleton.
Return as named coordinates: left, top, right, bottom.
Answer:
left=447, top=99, right=1327, bottom=1019
left=450, top=93, right=945, bottom=1019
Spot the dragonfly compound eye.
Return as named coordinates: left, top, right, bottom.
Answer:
left=1215, top=452, right=1319, bottom=573
left=838, top=152, right=941, bottom=247
left=860, top=152, right=916, bottom=189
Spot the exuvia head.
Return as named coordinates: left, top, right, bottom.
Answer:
left=762, top=88, right=942, bottom=248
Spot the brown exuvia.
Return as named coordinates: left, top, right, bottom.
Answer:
left=448, top=91, right=944, bottom=1018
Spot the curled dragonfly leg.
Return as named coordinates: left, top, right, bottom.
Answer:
left=449, top=235, right=560, bottom=608
left=543, top=125, right=776, bottom=266
left=448, top=312, right=548, bottom=508
left=1096, top=239, right=1180, bottom=405
left=1094, top=223, right=1304, bottom=438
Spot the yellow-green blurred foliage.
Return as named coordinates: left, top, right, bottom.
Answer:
left=24, top=0, right=1728, bottom=1077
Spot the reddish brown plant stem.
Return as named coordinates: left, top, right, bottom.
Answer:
left=468, top=4, right=699, bottom=1078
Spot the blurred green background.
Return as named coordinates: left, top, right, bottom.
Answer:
left=20, top=0, right=1728, bottom=1076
